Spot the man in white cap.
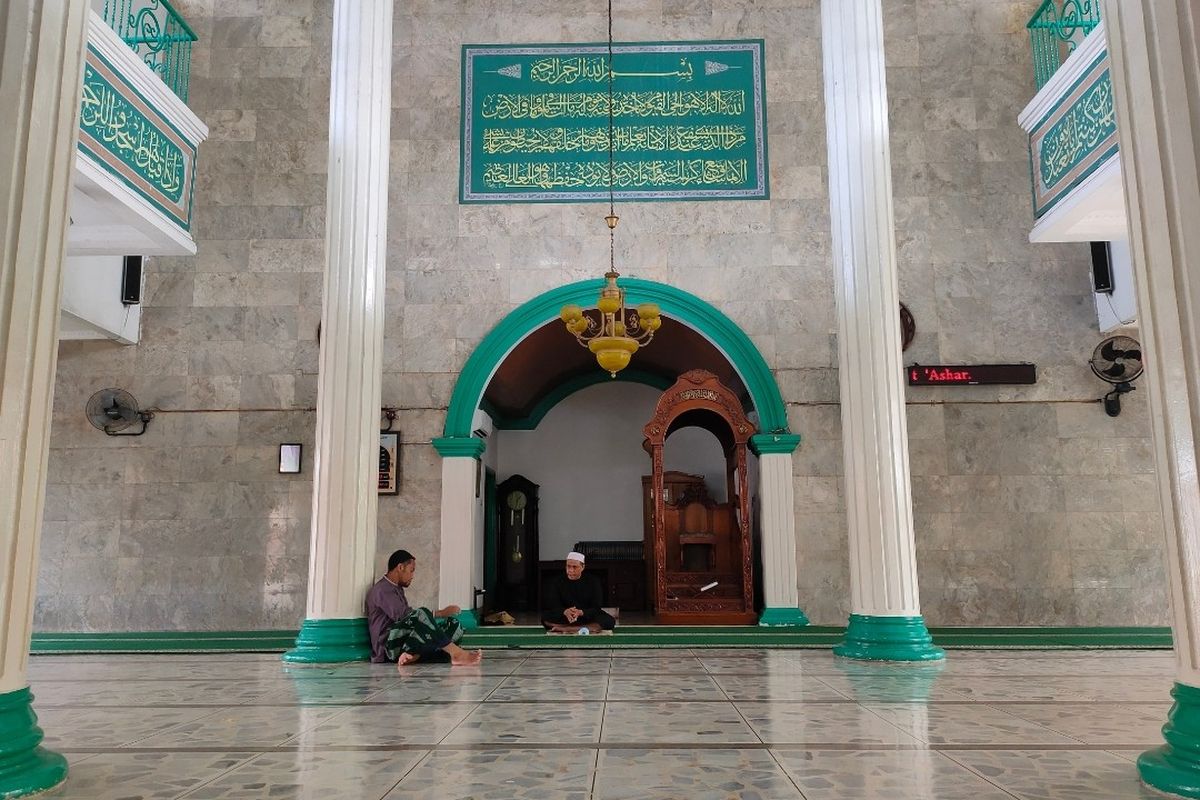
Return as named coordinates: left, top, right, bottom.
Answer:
left=541, top=551, right=615, bottom=633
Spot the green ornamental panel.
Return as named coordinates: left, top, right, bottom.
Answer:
left=1029, top=50, right=1117, bottom=218
left=77, top=44, right=198, bottom=231
left=461, top=40, right=768, bottom=203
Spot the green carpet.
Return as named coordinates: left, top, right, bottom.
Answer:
left=461, top=625, right=1174, bottom=650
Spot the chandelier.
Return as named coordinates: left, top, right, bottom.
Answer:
left=560, top=0, right=661, bottom=377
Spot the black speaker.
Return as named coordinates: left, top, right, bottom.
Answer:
left=121, top=255, right=142, bottom=305
left=1090, top=241, right=1114, bottom=294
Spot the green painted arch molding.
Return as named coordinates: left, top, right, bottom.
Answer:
left=442, top=278, right=792, bottom=439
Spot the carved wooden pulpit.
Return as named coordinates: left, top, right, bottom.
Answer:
left=643, top=369, right=757, bottom=624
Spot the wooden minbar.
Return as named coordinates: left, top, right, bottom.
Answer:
left=643, top=369, right=757, bottom=624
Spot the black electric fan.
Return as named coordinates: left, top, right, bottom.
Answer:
left=85, top=388, right=154, bottom=436
left=1089, top=336, right=1144, bottom=417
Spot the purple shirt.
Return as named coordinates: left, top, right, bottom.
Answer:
left=366, top=575, right=410, bottom=663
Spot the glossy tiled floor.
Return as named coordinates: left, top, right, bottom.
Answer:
left=27, top=648, right=1178, bottom=799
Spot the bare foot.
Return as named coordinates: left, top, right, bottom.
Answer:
left=585, top=623, right=602, bottom=634
left=397, top=652, right=421, bottom=667
left=451, top=649, right=483, bottom=666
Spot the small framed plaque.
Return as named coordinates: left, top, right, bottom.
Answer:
left=278, top=443, right=303, bottom=474
left=379, top=432, right=399, bottom=495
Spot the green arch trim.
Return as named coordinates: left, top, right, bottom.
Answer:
left=443, top=278, right=791, bottom=439
left=490, top=369, right=673, bottom=430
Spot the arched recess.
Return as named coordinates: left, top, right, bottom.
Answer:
left=433, top=278, right=805, bottom=627
left=440, top=278, right=790, bottom=439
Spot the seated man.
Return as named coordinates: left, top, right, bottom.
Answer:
left=366, top=549, right=482, bottom=666
left=542, top=551, right=615, bottom=633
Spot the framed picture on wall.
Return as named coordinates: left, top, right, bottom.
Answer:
left=379, top=432, right=399, bottom=495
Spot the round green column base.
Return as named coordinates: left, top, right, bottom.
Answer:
left=758, top=607, right=810, bottom=627
left=282, top=617, right=371, bottom=664
left=1138, top=683, right=1200, bottom=798
left=0, top=688, right=68, bottom=799
left=833, top=613, right=945, bottom=662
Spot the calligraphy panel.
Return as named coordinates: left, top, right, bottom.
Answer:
left=461, top=41, right=768, bottom=203
left=77, top=44, right=198, bottom=231
left=1028, top=51, right=1117, bottom=219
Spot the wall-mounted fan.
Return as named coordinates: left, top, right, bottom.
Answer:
left=1089, top=336, right=1143, bottom=417
left=85, top=388, right=153, bottom=436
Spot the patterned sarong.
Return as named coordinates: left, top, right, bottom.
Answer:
left=383, top=607, right=463, bottom=662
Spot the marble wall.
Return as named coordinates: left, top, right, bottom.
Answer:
left=35, top=0, right=1167, bottom=631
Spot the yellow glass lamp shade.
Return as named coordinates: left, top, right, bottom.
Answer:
left=597, top=295, right=621, bottom=314
left=560, top=304, right=583, bottom=323
left=589, top=336, right=639, bottom=377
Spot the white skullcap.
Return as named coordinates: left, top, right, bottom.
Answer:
left=566, top=551, right=586, bottom=564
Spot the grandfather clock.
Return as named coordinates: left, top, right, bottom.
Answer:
left=495, top=474, right=539, bottom=612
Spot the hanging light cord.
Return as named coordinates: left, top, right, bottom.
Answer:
left=607, top=0, right=616, bottom=274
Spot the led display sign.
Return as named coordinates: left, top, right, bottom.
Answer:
left=907, top=364, right=1037, bottom=386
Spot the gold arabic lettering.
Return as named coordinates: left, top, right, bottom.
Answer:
left=528, top=56, right=695, bottom=84
left=481, top=124, right=748, bottom=155
left=80, top=63, right=185, bottom=200
left=480, top=90, right=745, bottom=120
left=481, top=159, right=748, bottom=190
left=1039, top=72, right=1116, bottom=189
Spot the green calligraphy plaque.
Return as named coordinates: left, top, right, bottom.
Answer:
left=77, top=44, right=197, bottom=230
left=1029, top=51, right=1118, bottom=219
left=461, top=40, right=768, bottom=203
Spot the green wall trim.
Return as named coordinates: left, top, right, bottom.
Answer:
left=0, top=687, right=67, bottom=799
left=282, top=618, right=371, bottom=663
left=758, top=607, right=810, bottom=627
left=749, top=433, right=802, bottom=455
left=1139, top=682, right=1200, bottom=798
left=431, top=436, right=486, bottom=459
left=26, top=625, right=1173, bottom=653
left=490, top=369, right=673, bottom=430
left=442, top=278, right=792, bottom=440
left=834, top=614, right=945, bottom=661
left=30, top=630, right=297, bottom=653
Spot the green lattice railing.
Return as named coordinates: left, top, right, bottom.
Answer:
left=1027, top=0, right=1102, bottom=89
left=101, top=0, right=197, bottom=102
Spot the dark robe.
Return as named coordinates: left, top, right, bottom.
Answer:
left=542, top=572, right=615, bottom=629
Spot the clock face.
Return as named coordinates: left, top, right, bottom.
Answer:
left=506, top=490, right=527, bottom=511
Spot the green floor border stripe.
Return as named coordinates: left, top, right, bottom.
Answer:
left=28, top=626, right=1174, bottom=654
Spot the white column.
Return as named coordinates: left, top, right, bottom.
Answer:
left=433, top=436, right=485, bottom=627
left=284, top=0, right=392, bottom=663
left=0, top=1, right=87, bottom=793
left=438, top=456, right=478, bottom=618
left=821, top=0, right=940, bottom=659
left=1101, top=0, right=1200, bottom=793
left=751, top=437, right=808, bottom=626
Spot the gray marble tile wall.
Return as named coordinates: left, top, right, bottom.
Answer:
left=36, top=0, right=1167, bottom=631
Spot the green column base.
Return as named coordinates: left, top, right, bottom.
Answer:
left=758, top=607, right=810, bottom=627
left=282, top=617, right=371, bottom=663
left=0, top=687, right=67, bottom=799
left=1139, top=682, right=1200, bottom=798
left=833, top=613, right=945, bottom=661
left=456, top=609, right=479, bottom=630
